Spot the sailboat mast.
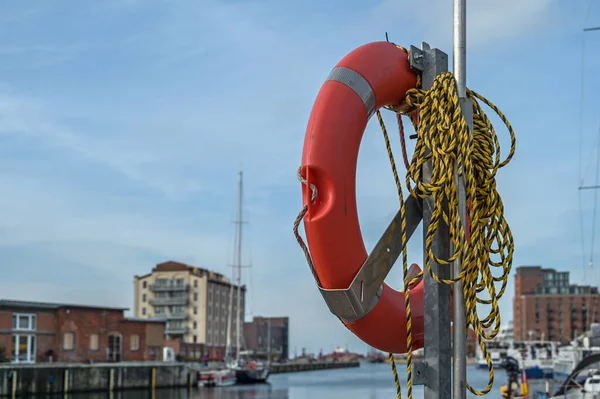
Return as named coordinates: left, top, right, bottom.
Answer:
left=235, top=171, right=244, bottom=357
left=225, top=256, right=235, bottom=359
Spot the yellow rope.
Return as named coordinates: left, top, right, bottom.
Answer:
left=378, top=45, right=516, bottom=398
left=293, top=43, right=515, bottom=399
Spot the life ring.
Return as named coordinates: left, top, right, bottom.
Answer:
left=300, top=41, right=424, bottom=354
left=248, top=361, right=257, bottom=370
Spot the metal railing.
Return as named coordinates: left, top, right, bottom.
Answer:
left=149, top=297, right=189, bottom=306
left=149, top=282, right=190, bottom=292
left=165, top=326, right=189, bottom=335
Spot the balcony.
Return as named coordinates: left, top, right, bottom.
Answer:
left=149, top=297, right=189, bottom=306
left=165, top=326, right=189, bottom=335
left=149, top=282, right=190, bottom=292
left=164, top=311, right=189, bottom=321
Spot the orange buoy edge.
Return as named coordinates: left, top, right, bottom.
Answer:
left=300, top=41, right=425, bottom=354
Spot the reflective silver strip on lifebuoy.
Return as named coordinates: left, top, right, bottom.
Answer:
left=326, top=67, right=376, bottom=118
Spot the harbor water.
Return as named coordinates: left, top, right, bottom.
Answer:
left=62, top=362, right=551, bottom=399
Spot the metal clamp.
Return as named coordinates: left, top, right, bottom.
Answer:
left=409, top=42, right=448, bottom=89
left=413, top=361, right=428, bottom=385
left=316, top=194, right=424, bottom=322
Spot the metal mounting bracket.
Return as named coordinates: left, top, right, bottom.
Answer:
left=413, top=361, right=428, bottom=386
left=316, top=194, right=423, bottom=322
left=409, top=42, right=448, bottom=89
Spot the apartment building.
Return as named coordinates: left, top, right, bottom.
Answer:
left=133, top=261, right=246, bottom=357
left=244, top=316, right=289, bottom=361
left=513, top=266, right=600, bottom=342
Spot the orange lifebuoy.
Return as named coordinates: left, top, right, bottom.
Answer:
left=300, top=41, right=425, bottom=354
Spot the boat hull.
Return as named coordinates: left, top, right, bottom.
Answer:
left=524, top=365, right=553, bottom=379
left=235, top=368, right=270, bottom=384
left=198, top=370, right=236, bottom=388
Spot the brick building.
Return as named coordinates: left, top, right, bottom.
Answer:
left=133, top=261, right=246, bottom=359
left=244, top=316, right=289, bottom=361
left=0, top=299, right=166, bottom=364
left=513, top=266, right=600, bottom=342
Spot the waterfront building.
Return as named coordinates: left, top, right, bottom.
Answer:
left=513, top=266, right=600, bottom=342
left=244, top=316, right=289, bottom=361
left=133, top=261, right=246, bottom=359
left=0, top=299, right=165, bottom=364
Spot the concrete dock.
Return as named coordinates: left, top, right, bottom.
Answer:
left=0, top=360, right=360, bottom=396
left=0, top=362, right=193, bottom=397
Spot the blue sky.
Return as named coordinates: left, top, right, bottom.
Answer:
left=0, top=0, right=599, bottom=355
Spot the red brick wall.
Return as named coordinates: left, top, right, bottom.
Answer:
left=0, top=310, right=58, bottom=362
left=0, top=311, right=11, bottom=330
left=516, top=295, right=600, bottom=342
left=119, top=320, right=164, bottom=361
left=56, top=308, right=124, bottom=363
left=0, top=306, right=166, bottom=363
left=38, top=312, right=57, bottom=332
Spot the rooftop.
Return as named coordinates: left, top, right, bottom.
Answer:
left=135, top=260, right=234, bottom=284
left=0, top=299, right=128, bottom=312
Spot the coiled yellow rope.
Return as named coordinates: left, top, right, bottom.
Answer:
left=379, top=45, right=516, bottom=398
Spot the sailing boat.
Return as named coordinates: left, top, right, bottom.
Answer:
left=226, top=171, right=271, bottom=384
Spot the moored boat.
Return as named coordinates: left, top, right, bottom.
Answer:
left=198, top=369, right=236, bottom=388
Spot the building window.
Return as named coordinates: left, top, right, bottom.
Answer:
left=193, top=335, right=197, bottom=343
left=143, top=281, right=147, bottom=288
left=194, top=280, right=198, bottom=288
left=130, top=334, right=140, bottom=351
left=63, top=332, right=75, bottom=350
left=194, top=307, right=198, bottom=315
left=89, top=334, right=99, bottom=351
left=193, top=321, right=197, bottom=329
left=12, top=313, right=36, bottom=331
left=142, top=308, right=146, bottom=315
left=11, top=334, right=36, bottom=363
left=194, top=292, right=198, bottom=301
left=142, top=294, right=147, bottom=302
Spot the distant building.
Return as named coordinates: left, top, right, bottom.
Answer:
left=513, top=266, right=600, bottom=342
left=0, top=299, right=166, bottom=364
left=244, top=316, right=289, bottom=361
left=133, top=261, right=246, bottom=359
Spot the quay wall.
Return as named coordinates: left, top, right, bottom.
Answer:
left=0, top=362, right=194, bottom=397
left=272, top=360, right=360, bottom=374
left=0, top=360, right=361, bottom=396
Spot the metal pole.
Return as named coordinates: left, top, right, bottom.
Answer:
left=453, top=0, right=469, bottom=396
left=453, top=0, right=467, bottom=98
left=584, top=26, right=600, bottom=32
left=410, top=42, right=452, bottom=399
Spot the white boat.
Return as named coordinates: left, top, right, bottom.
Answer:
left=198, top=368, right=236, bottom=388
left=476, top=322, right=514, bottom=369
left=549, top=354, right=600, bottom=399
left=553, top=327, right=600, bottom=386
left=475, top=321, right=560, bottom=378
left=228, top=350, right=270, bottom=384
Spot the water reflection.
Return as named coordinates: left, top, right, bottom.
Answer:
left=65, top=385, right=290, bottom=399
left=53, top=364, right=520, bottom=399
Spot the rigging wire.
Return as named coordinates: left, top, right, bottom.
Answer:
left=578, top=0, right=595, bottom=275
left=590, top=118, right=600, bottom=268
